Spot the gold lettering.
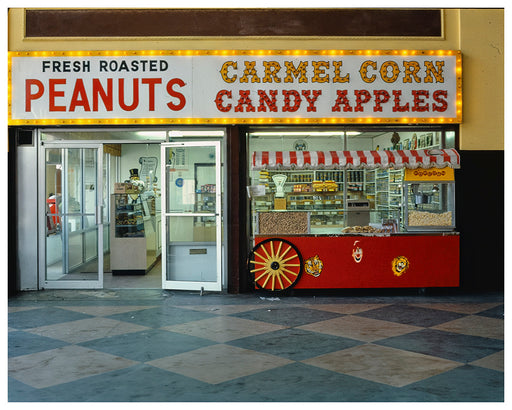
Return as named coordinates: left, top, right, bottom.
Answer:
left=239, top=61, right=261, bottom=83
left=284, top=61, right=308, bottom=83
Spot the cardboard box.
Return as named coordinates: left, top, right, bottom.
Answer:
left=114, top=182, right=138, bottom=194
left=114, top=183, right=127, bottom=193
left=274, top=197, right=287, bottom=210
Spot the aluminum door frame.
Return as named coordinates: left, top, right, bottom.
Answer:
left=161, top=141, right=222, bottom=291
left=38, top=141, right=104, bottom=289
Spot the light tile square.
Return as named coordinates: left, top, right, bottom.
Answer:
left=302, top=344, right=461, bottom=387
left=470, top=350, right=504, bottom=372
left=8, top=306, right=41, bottom=313
left=161, top=316, right=285, bottom=343
left=179, top=304, right=270, bottom=315
left=304, top=303, right=390, bottom=315
left=298, top=315, right=422, bottom=342
left=147, top=344, right=293, bottom=384
left=9, top=345, right=137, bottom=389
left=27, top=317, right=150, bottom=343
left=410, top=303, right=502, bottom=315
left=58, top=305, right=157, bottom=316
left=432, top=315, right=504, bottom=340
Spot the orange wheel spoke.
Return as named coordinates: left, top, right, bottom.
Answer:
left=276, top=272, right=285, bottom=289
left=250, top=260, right=267, bottom=266
left=261, top=244, right=271, bottom=259
left=279, top=271, right=293, bottom=285
left=281, top=254, right=299, bottom=263
left=271, top=274, right=276, bottom=291
left=255, top=270, right=271, bottom=282
left=261, top=272, right=272, bottom=288
left=276, top=241, right=283, bottom=258
left=251, top=266, right=268, bottom=273
left=281, top=267, right=299, bottom=276
left=253, top=250, right=267, bottom=261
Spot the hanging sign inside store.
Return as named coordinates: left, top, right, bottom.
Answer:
left=8, top=50, right=462, bottom=125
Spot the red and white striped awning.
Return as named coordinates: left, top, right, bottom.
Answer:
left=252, top=149, right=460, bottom=170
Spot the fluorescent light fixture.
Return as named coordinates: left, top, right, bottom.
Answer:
left=250, top=131, right=361, bottom=137
left=134, top=131, right=167, bottom=139
left=169, top=130, right=225, bottom=137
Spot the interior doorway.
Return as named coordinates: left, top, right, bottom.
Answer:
left=104, top=142, right=162, bottom=289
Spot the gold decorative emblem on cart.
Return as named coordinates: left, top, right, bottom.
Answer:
left=352, top=241, right=363, bottom=263
left=392, top=256, right=410, bottom=277
left=304, top=255, right=323, bottom=278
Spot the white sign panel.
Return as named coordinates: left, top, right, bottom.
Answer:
left=8, top=50, right=462, bottom=125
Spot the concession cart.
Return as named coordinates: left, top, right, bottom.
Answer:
left=248, top=149, right=460, bottom=292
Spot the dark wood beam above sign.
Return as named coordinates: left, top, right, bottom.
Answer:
left=25, top=8, right=442, bottom=38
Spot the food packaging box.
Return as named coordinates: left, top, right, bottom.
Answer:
left=274, top=197, right=287, bottom=210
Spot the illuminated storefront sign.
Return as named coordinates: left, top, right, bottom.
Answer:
left=8, top=50, right=462, bottom=125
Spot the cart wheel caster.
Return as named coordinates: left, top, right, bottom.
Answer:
left=248, top=238, right=303, bottom=293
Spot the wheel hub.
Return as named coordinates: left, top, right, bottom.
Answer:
left=270, top=261, right=280, bottom=270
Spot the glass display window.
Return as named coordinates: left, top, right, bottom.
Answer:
left=248, top=127, right=457, bottom=237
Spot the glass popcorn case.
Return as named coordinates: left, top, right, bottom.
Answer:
left=402, top=168, right=456, bottom=232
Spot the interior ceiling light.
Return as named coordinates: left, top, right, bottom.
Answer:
left=250, top=131, right=361, bottom=137
left=168, top=130, right=225, bottom=137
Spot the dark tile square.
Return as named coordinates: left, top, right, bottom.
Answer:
left=406, top=365, right=504, bottom=402
left=375, top=328, right=504, bottom=363
left=79, top=329, right=215, bottom=362
left=227, top=328, right=363, bottom=361
left=230, top=306, right=342, bottom=327
left=477, top=304, right=504, bottom=319
left=8, top=307, right=94, bottom=330
left=106, top=306, right=216, bottom=328
left=210, top=362, right=400, bottom=402
left=355, top=304, right=464, bottom=327
left=9, top=331, right=69, bottom=357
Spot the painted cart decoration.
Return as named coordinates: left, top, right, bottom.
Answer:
left=248, top=149, right=460, bottom=292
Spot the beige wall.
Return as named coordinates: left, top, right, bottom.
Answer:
left=8, top=8, right=504, bottom=150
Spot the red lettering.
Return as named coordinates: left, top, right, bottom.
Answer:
left=142, top=78, right=162, bottom=111
left=25, top=79, right=44, bottom=112
left=432, top=90, right=448, bottom=112
left=301, top=90, right=322, bottom=112
left=166, top=78, right=186, bottom=111
left=257, top=90, right=278, bottom=112
left=354, top=90, right=371, bottom=112
left=282, top=90, right=301, bottom=112
left=92, top=78, right=113, bottom=111
left=392, top=90, right=409, bottom=112
left=412, top=90, right=429, bottom=112
left=118, top=78, right=139, bottom=111
left=49, top=79, right=66, bottom=112
left=214, top=89, right=232, bottom=112
left=234, top=90, right=256, bottom=112
left=373, top=90, right=390, bottom=112
left=331, top=90, right=353, bottom=112
left=69, top=79, right=91, bottom=112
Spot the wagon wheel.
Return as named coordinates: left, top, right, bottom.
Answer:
left=248, top=238, right=303, bottom=292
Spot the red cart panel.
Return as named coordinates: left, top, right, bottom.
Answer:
left=253, top=235, right=459, bottom=290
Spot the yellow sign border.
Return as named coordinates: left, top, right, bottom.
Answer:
left=8, top=49, right=463, bottom=126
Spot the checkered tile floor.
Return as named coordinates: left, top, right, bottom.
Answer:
left=8, top=289, right=504, bottom=402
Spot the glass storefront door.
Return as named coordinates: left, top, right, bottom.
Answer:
left=161, top=141, right=222, bottom=291
left=40, top=143, right=104, bottom=288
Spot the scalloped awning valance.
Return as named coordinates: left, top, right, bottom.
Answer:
left=251, top=149, right=460, bottom=171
